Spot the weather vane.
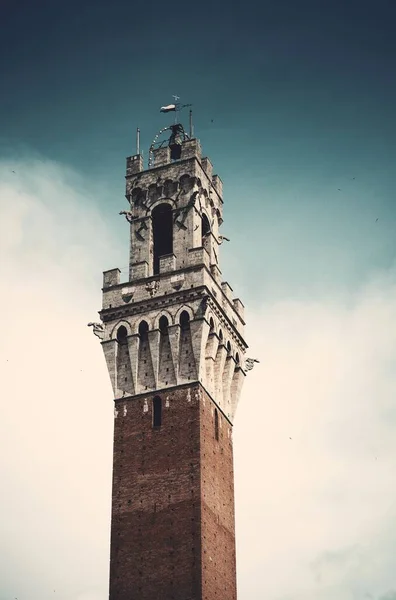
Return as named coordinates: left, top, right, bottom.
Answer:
left=145, top=96, right=194, bottom=168
left=160, top=95, right=192, bottom=124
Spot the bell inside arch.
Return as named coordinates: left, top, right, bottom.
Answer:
left=168, top=124, right=184, bottom=160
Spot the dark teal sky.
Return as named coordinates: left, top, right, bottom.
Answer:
left=1, top=0, right=395, bottom=308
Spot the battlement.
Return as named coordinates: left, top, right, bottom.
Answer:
left=126, top=154, right=144, bottom=176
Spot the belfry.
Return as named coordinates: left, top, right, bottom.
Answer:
left=91, top=102, right=250, bottom=600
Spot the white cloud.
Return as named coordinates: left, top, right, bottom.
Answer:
left=0, top=158, right=119, bottom=600
left=234, top=270, right=396, bottom=599
left=1, top=157, right=396, bottom=600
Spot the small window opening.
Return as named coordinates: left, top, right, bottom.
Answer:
left=116, top=325, right=128, bottom=345
left=201, top=213, right=211, bottom=246
left=152, top=203, right=173, bottom=275
left=209, top=318, right=214, bottom=333
left=138, top=320, right=149, bottom=342
left=159, top=315, right=169, bottom=335
left=153, top=396, right=162, bottom=427
left=214, top=409, right=219, bottom=441
left=180, top=310, right=190, bottom=331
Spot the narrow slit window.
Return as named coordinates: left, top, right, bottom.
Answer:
left=201, top=213, right=211, bottom=246
left=153, top=396, right=162, bottom=427
left=214, top=409, right=219, bottom=441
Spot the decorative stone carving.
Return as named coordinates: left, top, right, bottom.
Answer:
left=145, top=280, right=160, bottom=296
left=245, top=358, right=260, bottom=371
left=87, top=322, right=104, bottom=340
left=119, top=210, right=136, bottom=224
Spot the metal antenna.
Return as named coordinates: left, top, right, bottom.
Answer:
left=136, top=128, right=140, bottom=155
left=189, top=109, right=194, bottom=138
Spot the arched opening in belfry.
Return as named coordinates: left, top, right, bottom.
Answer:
left=152, top=203, right=173, bottom=275
left=138, top=320, right=149, bottom=342
left=158, top=314, right=176, bottom=387
left=159, top=315, right=169, bottom=335
left=214, top=408, right=219, bottom=441
left=137, top=320, right=154, bottom=391
left=201, top=213, right=211, bottom=247
left=178, top=310, right=197, bottom=382
left=153, top=396, right=162, bottom=427
left=116, top=325, right=128, bottom=345
left=180, top=310, right=190, bottom=331
left=116, top=325, right=131, bottom=394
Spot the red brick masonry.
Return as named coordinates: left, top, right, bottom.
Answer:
left=109, top=382, right=237, bottom=600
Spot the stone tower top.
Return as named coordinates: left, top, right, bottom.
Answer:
left=97, top=120, right=249, bottom=423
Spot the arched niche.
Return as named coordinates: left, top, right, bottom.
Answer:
left=152, top=203, right=173, bottom=275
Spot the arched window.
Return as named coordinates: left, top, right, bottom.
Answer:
left=153, top=396, right=162, bottom=427
left=159, top=315, right=169, bottom=335
left=209, top=317, right=214, bottom=332
left=180, top=310, right=190, bottom=331
left=235, top=352, right=240, bottom=365
left=214, top=408, right=219, bottom=441
left=219, top=329, right=223, bottom=342
left=226, top=341, right=231, bottom=355
left=138, top=320, right=149, bottom=342
left=116, top=325, right=128, bottom=345
left=152, top=203, right=173, bottom=275
left=201, top=213, right=211, bottom=246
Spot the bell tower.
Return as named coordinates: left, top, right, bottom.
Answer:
left=92, top=105, right=250, bottom=600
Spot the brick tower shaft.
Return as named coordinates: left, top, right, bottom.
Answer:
left=110, top=383, right=236, bottom=600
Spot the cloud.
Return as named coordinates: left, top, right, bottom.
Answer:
left=234, top=268, right=396, bottom=599
left=1, top=156, right=396, bottom=600
left=0, top=157, right=120, bottom=600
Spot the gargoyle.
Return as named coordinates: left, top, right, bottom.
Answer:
left=218, top=235, right=230, bottom=244
left=87, top=322, right=105, bottom=340
left=245, top=358, right=260, bottom=371
left=119, top=210, right=135, bottom=224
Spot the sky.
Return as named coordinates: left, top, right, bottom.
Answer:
left=1, top=0, right=396, bottom=599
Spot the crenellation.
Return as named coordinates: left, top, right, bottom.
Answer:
left=103, top=268, right=121, bottom=288
left=200, top=156, right=213, bottom=181
left=152, top=146, right=170, bottom=167
left=180, top=138, right=202, bottom=160
left=188, top=246, right=210, bottom=268
left=233, top=298, right=245, bottom=319
left=212, top=174, right=223, bottom=198
left=126, top=154, right=144, bottom=176
left=221, top=281, right=233, bottom=302
left=159, top=253, right=176, bottom=273
left=129, top=260, right=149, bottom=281
left=210, top=263, right=222, bottom=284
